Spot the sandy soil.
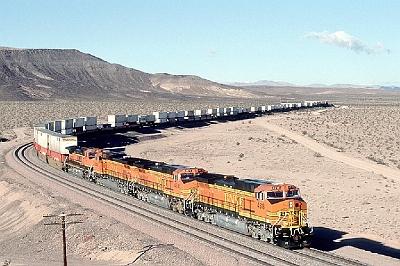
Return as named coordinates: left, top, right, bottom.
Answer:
left=1, top=103, right=400, bottom=265
left=124, top=108, right=400, bottom=265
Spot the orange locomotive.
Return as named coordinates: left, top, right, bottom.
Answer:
left=65, top=147, right=312, bottom=248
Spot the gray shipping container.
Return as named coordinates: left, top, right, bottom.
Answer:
left=84, top=124, right=98, bottom=131
left=61, top=128, right=73, bottom=135
left=156, top=118, right=168, bottom=124
left=138, top=116, right=147, bottom=124
left=185, top=110, right=194, bottom=117
left=61, top=119, right=73, bottom=130
left=207, top=108, right=217, bottom=115
left=176, top=111, right=185, bottom=118
left=84, top=116, right=97, bottom=126
left=54, top=120, right=62, bottom=133
left=126, top=114, right=138, bottom=123
left=153, top=111, right=168, bottom=119
left=73, top=117, right=85, bottom=128
left=108, top=114, right=126, bottom=124
left=146, top=115, right=155, bottom=123
left=167, top=112, right=176, bottom=119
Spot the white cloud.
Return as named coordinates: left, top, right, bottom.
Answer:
left=207, top=50, right=217, bottom=57
left=304, top=30, right=391, bottom=54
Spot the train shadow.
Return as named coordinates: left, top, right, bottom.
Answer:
left=78, top=120, right=217, bottom=149
left=311, top=227, right=400, bottom=260
left=77, top=114, right=259, bottom=149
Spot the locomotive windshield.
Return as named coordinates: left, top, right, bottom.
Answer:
left=266, top=190, right=300, bottom=199
left=180, top=173, right=195, bottom=183
left=266, top=191, right=284, bottom=198
left=286, top=190, right=300, bottom=198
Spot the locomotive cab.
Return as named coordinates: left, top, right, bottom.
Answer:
left=173, top=167, right=207, bottom=183
left=254, top=184, right=312, bottom=248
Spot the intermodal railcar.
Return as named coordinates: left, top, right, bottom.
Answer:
left=32, top=101, right=325, bottom=248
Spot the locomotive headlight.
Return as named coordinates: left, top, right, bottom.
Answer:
left=289, top=201, right=293, bottom=208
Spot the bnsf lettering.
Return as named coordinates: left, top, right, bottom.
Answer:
left=157, top=176, right=167, bottom=187
left=108, top=164, right=119, bottom=173
left=224, top=193, right=243, bottom=206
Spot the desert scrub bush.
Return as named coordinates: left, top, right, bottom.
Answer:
left=2, top=259, right=11, bottom=266
left=314, top=152, right=323, bottom=157
left=367, top=155, right=386, bottom=165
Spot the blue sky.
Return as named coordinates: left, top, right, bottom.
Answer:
left=1, top=1, right=399, bottom=86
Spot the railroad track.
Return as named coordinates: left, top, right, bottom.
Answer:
left=14, top=143, right=369, bottom=266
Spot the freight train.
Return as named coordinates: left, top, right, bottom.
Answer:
left=33, top=101, right=324, bottom=248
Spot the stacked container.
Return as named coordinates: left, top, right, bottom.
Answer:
left=126, top=114, right=139, bottom=127
left=61, top=119, right=73, bottom=135
left=153, top=112, right=168, bottom=124
left=84, top=116, right=97, bottom=131
left=176, top=111, right=185, bottom=122
left=167, top=111, right=177, bottom=123
left=108, top=114, right=126, bottom=128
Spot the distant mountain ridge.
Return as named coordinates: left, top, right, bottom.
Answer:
left=228, top=80, right=399, bottom=90
left=0, top=47, right=255, bottom=101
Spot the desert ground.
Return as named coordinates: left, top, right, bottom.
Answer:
left=1, top=93, right=400, bottom=265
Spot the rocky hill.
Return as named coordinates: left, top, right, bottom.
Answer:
left=0, top=47, right=255, bottom=101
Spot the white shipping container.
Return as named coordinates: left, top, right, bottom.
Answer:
left=34, top=123, right=47, bottom=142
left=48, top=133, right=59, bottom=153
left=126, top=114, right=138, bottom=123
left=217, top=107, right=225, bottom=116
left=224, top=107, right=231, bottom=116
left=49, top=132, right=77, bottom=155
left=231, top=107, right=239, bottom=115
left=37, top=130, right=49, bottom=150
left=194, top=109, right=206, bottom=116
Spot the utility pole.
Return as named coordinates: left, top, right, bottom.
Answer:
left=43, top=213, right=83, bottom=266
